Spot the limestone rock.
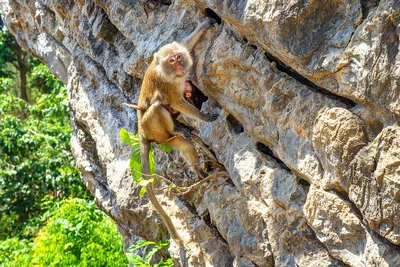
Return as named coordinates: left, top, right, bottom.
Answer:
left=348, top=126, right=400, bottom=245
left=1, top=0, right=399, bottom=266
left=312, top=107, right=368, bottom=190
left=304, top=186, right=400, bottom=267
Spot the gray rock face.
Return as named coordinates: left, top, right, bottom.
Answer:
left=1, top=0, right=399, bottom=266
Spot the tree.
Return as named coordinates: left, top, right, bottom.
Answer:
left=0, top=16, right=127, bottom=267
left=0, top=71, right=89, bottom=239
left=0, top=16, right=29, bottom=101
left=1, top=199, right=127, bottom=267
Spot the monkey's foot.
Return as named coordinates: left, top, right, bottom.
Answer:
left=196, top=169, right=207, bottom=180
left=174, top=128, right=192, bottom=140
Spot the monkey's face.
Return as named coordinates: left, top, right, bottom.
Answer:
left=155, top=42, right=193, bottom=81
left=166, top=53, right=186, bottom=76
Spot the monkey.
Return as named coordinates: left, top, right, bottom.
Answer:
left=124, top=17, right=218, bottom=262
left=124, top=81, right=192, bottom=114
left=138, top=40, right=218, bottom=175
left=130, top=17, right=218, bottom=178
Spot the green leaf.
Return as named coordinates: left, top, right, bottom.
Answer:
left=155, top=258, right=174, bottom=267
left=126, top=239, right=172, bottom=267
left=137, top=178, right=154, bottom=187
left=127, top=240, right=156, bottom=251
left=155, top=239, right=170, bottom=250
left=130, top=149, right=143, bottom=182
left=119, top=128, right=130, bottom=146
left=122, top=130, right=158, bottom=203
left=126, top=253, right=151, bottom=267
left=149, top=146, right=157, bottom=175
left=63, top=242, right=73, bottom=249
left=124, top=130, right=156, bottom=182
left=143, top=246, right=159, bottom=263
left=120, top=128, right=140, bottom=148
left=139, top=187, right=147, bottom=198
left=159, top=143, right=172, bottom=153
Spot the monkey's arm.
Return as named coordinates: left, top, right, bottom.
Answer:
left=171, top=98, right=218, bottom=122
left=183, top=18, right=216, bottom=51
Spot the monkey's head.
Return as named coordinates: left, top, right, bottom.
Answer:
left=154, top=42, right=193, bottom=82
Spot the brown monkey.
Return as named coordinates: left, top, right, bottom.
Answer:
left=133, top=17, right=218, bottom=178
left=124, top=81, right=192, bottom=114
left=138, top=41, right=218, bottom=176
left=125, top=18, right=217, bottom=259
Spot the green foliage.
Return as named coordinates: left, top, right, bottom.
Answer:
left=0, top=22, right=17, bottom=78
left=119, top=128, right=172, bottom=181
left=120, top=128, right=155, bottom=197
left=29, top=62, right=64, bottom=97
left=0, top=68, right=89, bottom=238
left=4, top=198, right=127, bottom=267
left=120, top=128, right=174, bottom=197
left=120, top=128, right=172, bottom=197
left=0, top=22, right=127, bottom=266
left=0, top=77, right=12, bottom=93
left=126, top=239, right=173, bottom=267
left=0, top=237, right=33, bottom=267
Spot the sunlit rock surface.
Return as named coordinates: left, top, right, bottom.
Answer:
left=1, top=0, right=399, bottom=266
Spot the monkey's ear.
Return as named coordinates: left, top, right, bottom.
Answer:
left=153, top=52, right=159, bottom=62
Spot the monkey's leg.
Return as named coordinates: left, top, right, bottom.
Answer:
left=152, top=103, right=192, bottom=140
left=141, top=101, right=164, bottom=126
left=168, top=136, right=205, bottom=179
left=140, top=101, right=172, bottom=142
left=141, top=101, right=205, bottom=179
left=183, top=17, right=216, bottom=51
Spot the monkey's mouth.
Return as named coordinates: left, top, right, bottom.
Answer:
left=176, top=64, right=186, bottom=76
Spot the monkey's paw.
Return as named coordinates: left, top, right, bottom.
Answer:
left=204, top=17, right=217, bottom=27
left=183, top=130, right=192, bottom=140
left=175, top=128, right=192, bottom=140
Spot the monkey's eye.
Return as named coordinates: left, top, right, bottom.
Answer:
left=169, top=58, right=175, bottom=64
left=176, top=54, right=181, bottom=60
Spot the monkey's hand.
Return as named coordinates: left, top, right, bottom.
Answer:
left=206, top=113, right=219, bottom=122
left=203, top=17, right=218, bottom=28
left=167, top=106, right=179, bottom=114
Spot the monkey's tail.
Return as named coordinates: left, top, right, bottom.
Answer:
left=139, top=134, right=189, bottom=267
left=123, top=102, right=143, bottom=111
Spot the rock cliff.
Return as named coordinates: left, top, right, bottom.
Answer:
left=1, top=0, right=399, bottom=266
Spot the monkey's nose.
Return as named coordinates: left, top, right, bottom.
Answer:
left=176, top=64, right=185, bottom=75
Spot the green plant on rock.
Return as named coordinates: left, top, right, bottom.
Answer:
left=119, top=128, right=172, bottom=197
left=126, top=239, right=173, bottom=267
